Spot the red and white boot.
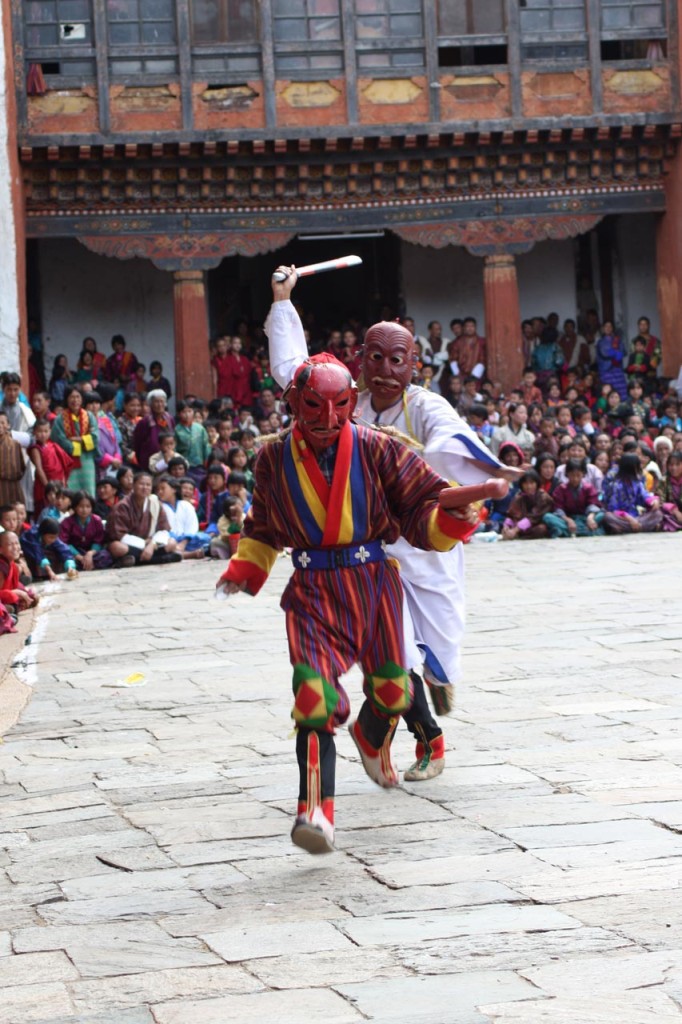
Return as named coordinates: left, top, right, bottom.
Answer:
left=349, top=716, right=399, bottom=788
left=403, top=733, right=445, bottom=782
left=291, top=799, right=335, bottom=854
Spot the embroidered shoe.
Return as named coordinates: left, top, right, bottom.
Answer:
left=290, top=807, right=335, bottom=855
left=404, top=752, right=445, bottom=782
left=349, top=718, right=398, bottom=788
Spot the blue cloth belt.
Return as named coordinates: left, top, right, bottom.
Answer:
left=291, top=540, right=386, bottom=571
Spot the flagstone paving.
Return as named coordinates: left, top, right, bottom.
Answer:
left=1, top=534, right=682, bottom=1023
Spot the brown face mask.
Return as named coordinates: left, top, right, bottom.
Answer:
left=362, top=322, right=415, bottom=403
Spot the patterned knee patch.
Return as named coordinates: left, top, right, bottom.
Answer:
left=365, top=661, right=412, bottom=715
left=292, top=664, right=340, bottom=729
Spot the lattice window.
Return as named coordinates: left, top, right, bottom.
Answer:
left=437, top=0, right=506, bottom=36
left=354, top=0, right=424, bottom=72
left=520, top=0, right=588, bottom=61
left=601, top=0, right=666, bottom=33
left=436, top=0, right=507, bottom=68
left=23, top=0, right=95, bottom=81
left=106, top=0, right=178, bottom=78
left=190, top=0, right=261, bottom=77
left=272, top=0, right=343, bottom=74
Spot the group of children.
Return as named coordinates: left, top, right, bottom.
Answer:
left=471, top=367, right=682, bottom=541
left=0, top=386, right=264, bottom=635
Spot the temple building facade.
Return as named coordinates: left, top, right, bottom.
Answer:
left=2, top=1, right=682, bottom=393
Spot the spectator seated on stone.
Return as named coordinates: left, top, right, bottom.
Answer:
left=502, top=470, right=558, bottom=541
left=467, top=403, right=494, bottom=448
left=602, top=453, right=662, bottom=535
left=0, top=506, right=32, bottom=583
left=155, top=475, right=209, bottom=559
left=657, top=451, right=682, bottom=531
left=209, top=495, right=244, bottom=560
left=550, top=459, right=605, bottom=537
left=148, top=432, right=177, bottom=478
left=116, top=465, right=134, bottom=500
left=237, top=428, right=259, bottom=467
left=653, top=435, right=673, bottom=476
left=198, top=464, right=229, bottom=530
left=223, top=445, right=255, bottom=492
left=655, top=397, right=682, bottom=433
left=554, top=438, right=603, bottom=492
left=533, top=415, right=560, bottom=459
left=205, top=420, right=219, bottom=449
left=93, top=476, right=118, bottom=522
left=0, top=531, right=39, bottom=611
left=178, top=475, right=200, bottom=510
left=21, top=518, right=78, bottom=581
left=226, top=471, right=251, bottom=514
left=210, top=418, right=235, bottom=465
left=572, top=404, right=595, bottom=439
left=59, top=490, right=112, bottom=572
left=536, top=453, right=559, bottom=496
left=104, top=470, right=180, bottom=567
left=482, top=441, right=523, bottom=532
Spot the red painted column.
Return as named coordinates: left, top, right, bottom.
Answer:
left=656, top=144, right=682, bottom=378
left=1, top=0, right=28, bottom=382
left=483, top=253, right=524, bottom=393
left=173, top=270, right=213, bottom=401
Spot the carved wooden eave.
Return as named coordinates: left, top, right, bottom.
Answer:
left=20, top=124, right=679, bottom=268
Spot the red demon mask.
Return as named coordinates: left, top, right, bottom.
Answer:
left=362, top=321, right=415, bottom=407
left=288, top=355, right=357, bottom=453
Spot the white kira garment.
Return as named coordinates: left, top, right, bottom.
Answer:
left=264, top=300, right=503, bottom=685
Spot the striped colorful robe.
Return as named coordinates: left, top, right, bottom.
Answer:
left=224, top=422, right=468, bottom=724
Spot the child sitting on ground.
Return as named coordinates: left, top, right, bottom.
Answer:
left=226, top=470, right=251, bottom=513
left=178, top=475, right=200, bottom=510
left=56, top=488, right=74, bottom=522
left=209, top=495, right=244, bottom=560
left=0, top=506, right=33, bottom=583
left=93, top=476, right=118, bottom=521
left=60, top=490, right=111, bottom=571
left=198, top=464, right=229, bottom=527
left=148, top=431, right=177, bottom=477
left=550, top=458, right=604, bottom=537
left=657, top=451, right=682, bottom=531
left=37, top=482, right=62, bottom=523
left=0, top=532, right=39, bottom=610
left=155, top=476, right=209, bottom=558
left=116, top=465, right=134, bottom=499
left=502, top=469, right=557, bottom=540
left=23, top=518, right=79, bottom=580
left=483, top=441, right=522, bottom=533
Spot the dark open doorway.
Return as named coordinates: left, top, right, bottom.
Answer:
left=206, top=231, right=402, bottom=343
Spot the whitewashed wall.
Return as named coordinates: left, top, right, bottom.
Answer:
left=612, top=213, right=660, bottom=343
left=38, top=238, right=176, bottom=395
left=400, top=237, right=578, bottom=339
left=0, top=11, right=21, bottom=371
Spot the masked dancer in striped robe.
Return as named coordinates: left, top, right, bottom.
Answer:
left=216, top=353, right=479, bottom=854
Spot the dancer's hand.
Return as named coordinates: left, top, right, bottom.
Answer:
left=442, top=502, right=480, bottom=525
left=215, top=579, right=247, bottom=600
left=272, top=265, right=298, bottom=301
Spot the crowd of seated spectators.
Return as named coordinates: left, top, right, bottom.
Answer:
left=3, top=306, right=680, bottom=634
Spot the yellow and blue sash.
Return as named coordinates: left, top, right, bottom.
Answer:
left=283, top=423, right=368, bottom=547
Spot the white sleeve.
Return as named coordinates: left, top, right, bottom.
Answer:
left=418, top=391, right=505, bottom=484
left=263, top=300, right=309, bottom=389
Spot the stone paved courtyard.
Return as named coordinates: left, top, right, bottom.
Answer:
left=1, top=535, right=682, bottom=1023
